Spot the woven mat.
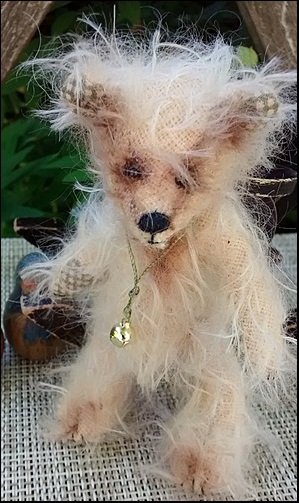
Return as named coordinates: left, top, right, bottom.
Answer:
left=1, top=236, right=297, bottom=502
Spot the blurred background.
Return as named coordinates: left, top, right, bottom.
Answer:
left=1, top=0, right=297, bottom=237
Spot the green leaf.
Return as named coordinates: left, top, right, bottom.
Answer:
left=1, top=72, right=32, bottom=95
left=17, top=121, right=51, bottom=150
left=236, top=46, right=259, bottom=68
left=1, top=118, right=39, bottom=156
left=117, top=1, right=141, bottom=25
left=1, top=221, right=16, bottom=238
left=6, top=92, right=22, bottom=115
left=27, top=153, right=85, bottom=172
left=1, top=160, right=43, bottom=189
left=62, top=169, right=92, bottom=183
left=1, top=146, right=36, bottom=188
left=51, top=11, right=78, bottom=36
left=1, top=194, right=47, bottom=221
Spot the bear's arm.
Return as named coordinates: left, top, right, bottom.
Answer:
left=50, top=201, right=116, bottom=298
left=23, top=199, right=115, bottom=300
left=204, top=211, right=285, bottom=379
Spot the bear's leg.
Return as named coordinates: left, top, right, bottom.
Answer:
left=162, top=352, right=251, bottom=495
left=48, top=333, right=133, bottom=443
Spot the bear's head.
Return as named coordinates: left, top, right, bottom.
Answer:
left=39, top=30, right=294, bottom=248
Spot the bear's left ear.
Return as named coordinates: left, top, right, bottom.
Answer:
left=247, top=91, right=279, bottom=118
left=61, top=74, right=120, bottom=125
left=210, top=90, right=280, bottom=147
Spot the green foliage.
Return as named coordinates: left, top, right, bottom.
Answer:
left=1, top=1, right=265, bottom=237
left=117, top=1, right=141, bottom=25
left=236, top=46, right=259, bottom=68
left=1, top=113, right=89, bottom=236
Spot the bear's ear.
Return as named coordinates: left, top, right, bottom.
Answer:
left=210, top=90, right=280, bottom=147
left=61, top=74, right=120, bottom=125
left=247, top=92, right=279, bottom=118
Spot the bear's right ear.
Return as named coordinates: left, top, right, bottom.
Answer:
left=208, top=90, right=280, bottom=149
left=61, top=74, right=120, bottom=125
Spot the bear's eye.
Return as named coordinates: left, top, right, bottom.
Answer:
left=175, top=177, right=188, bottom=189
left=123, top=162, right=143, bottom=179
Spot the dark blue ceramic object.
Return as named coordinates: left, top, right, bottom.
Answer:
left=3, top=252, right=84, bottom=361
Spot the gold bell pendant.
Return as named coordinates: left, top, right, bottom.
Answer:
left=110, top=286, right=139, bottom=348
left=110, top=320, right=134, bottom=348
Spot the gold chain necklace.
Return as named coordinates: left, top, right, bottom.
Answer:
left=109, top=234, right=183, bottom=347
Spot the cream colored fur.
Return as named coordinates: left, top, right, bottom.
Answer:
left=21, top=24, right=296, bottom=497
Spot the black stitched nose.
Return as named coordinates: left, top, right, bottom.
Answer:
left=138, top=212, right=170, bottom=234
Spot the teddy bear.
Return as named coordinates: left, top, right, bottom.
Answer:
left=19, top=25, right=297, bottom=497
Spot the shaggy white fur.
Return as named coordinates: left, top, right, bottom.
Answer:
left=21, top=22, right=297, bottom=497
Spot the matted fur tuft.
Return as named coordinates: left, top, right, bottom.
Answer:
left=20, top=21, right=297, bottom=498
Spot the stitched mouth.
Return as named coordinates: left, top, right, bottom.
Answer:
left=147, top=235, right=166, bottom=246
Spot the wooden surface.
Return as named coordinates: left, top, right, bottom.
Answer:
left=1, top=0, right=55, bottom=82
left=237, top=1, right=297, bottom=69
